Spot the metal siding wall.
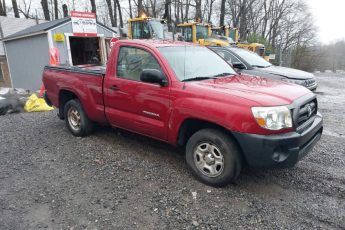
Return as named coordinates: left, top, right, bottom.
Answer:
left=51, top=22, right=73, bottom=65
left=5, top=34, right=49, bottom=90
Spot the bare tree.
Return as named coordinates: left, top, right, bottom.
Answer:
left=113, top=0, right=117, bottom=26
left=138, top=0, right=143, bottom=16
left=0, top=0, right=6, bottom=16
left=41, top=0, right=50, bottom=20
left=174, top=0, right=180, bottom=24
left=194, top=0, right=202, bottom=21
left=90, top=0, right=96, bottom=13
left=219, top=0, right=226, bottom=26
left=12, top=0, right=20, bottom=18
left=128, top=0, right=133, bottom=18
left=105, top=0, right=115, bottom=26
left=18, top=0, right=33, bottom=18
left=184, top=0, right=191, bottom=22
left=62, top=3, right=68, bottom=17
left=206, top=0, right=215, bottom=23
left=115, top=0, right=123, bottom=28
left=163, top=0, right=171, bottom=29
left=54, top=0, right=58, bottom=19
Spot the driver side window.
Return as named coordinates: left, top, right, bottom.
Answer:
left=116, top=46, right=162, bottom=82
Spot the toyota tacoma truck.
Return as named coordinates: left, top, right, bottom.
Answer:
left=43, top=40, right=323, bottom=187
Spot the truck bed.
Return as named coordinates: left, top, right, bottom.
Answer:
left=43, top=65, right=107, bottom=123
left=44, top=64, right=106, bottom=76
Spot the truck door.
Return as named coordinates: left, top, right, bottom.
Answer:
left=103, top=45, right=171, bottom=141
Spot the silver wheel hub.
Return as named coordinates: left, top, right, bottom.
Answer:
left=68, top=107, right=81, bottom=131
left=193, top=143, right=224, bottom=178
left=205, top=153, right=215, bottom=164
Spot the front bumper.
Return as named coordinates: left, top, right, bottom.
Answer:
left=306, top=82, right=318, bottom=91
left=233, top=112, right=323, bottom=168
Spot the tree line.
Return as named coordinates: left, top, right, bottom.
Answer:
left=0, top=0, right=343, bottom=72
left=0, top=0, right=316, bottom=49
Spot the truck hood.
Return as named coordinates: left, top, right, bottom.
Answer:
left=190, top=74, right=311, bottom=106
left=255, top=65, right=314, bottom=80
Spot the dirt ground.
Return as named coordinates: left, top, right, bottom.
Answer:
left=0, top=74, right=344, bottom=229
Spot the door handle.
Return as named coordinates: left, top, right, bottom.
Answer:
left=109, top=85, right=120, bottom=91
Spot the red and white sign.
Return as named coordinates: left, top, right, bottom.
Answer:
left=71, top=11, right=97, bottom=37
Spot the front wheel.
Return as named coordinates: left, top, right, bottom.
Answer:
left=64, top=99, right=93, bottom=137
left=185, top=129, right=242, bottom=187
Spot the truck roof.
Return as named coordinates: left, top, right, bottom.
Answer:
left=118, top=39, right=197, bottom=48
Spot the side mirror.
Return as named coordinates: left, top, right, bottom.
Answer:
left=232, top=62, right=246, bottom=70
left=140, top=69, right=168, bottom=86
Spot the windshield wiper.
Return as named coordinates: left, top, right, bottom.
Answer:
left=252, top=65, right=270, bottom=68
left=212, top=72, right=234, bottom=78
left=182, top=76, right=216, bottom=82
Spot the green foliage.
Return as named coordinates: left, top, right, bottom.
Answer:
left=247, top=33, right=273, bottom=53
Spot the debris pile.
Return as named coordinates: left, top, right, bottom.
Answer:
left=0, top=88, right=31, bottom=115
left=0, top=87, right=53, bottom=115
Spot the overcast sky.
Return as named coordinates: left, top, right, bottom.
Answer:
left=307, top=0, right=345, bottom=44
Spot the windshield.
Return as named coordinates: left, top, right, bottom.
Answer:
left=149, top=20, right=165, bottom=39
left=196, top=25, right=209, bottom=40
left=158, top=46, right=236, bottom=81
left=181, top=26, right=193, bottom=42
left=212, top=29, right=223, bottom=36
left=231, top=48, right=271, bottom=67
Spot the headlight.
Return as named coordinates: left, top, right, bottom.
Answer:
left=284, top=79, right=305, bottom=86
left=251, top=106, right=292, bottom=130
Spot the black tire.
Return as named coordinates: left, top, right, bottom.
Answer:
left=64, top=99, right=93, bottom=137
left=185, top=128, right=242, bottom=187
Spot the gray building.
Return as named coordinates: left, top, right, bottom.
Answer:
left=0, top=16, right=47, bottom=88
left=2, top=17, right=116, bottom=90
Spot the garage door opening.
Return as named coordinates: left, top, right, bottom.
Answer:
left=69, top=37, right=101, bottom=66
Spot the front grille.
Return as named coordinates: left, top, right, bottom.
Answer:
left=296, top=99, right=317, bottom=132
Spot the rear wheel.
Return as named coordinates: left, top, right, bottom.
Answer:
left=185, top=129, right=242, bottom=187
left=64, top=99, right=93, bottom=137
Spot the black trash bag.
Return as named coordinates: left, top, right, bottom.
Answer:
left=0, top=96, right=23, bottom=115
left=0, top=88, right=31, bottom=115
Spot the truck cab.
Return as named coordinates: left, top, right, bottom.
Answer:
left=127, top=16, right=167, bottom=40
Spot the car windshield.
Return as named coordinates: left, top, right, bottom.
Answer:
left=231, top=48, right=271, bottom=68
left=158, top=46, right=236, bottom=81
left=149, top=20, right=165, bottom=39
left=196, top=25, right=209, bottom=40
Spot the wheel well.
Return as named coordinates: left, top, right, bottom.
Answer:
left=58, top=90, right=77, bottom=119
left=177, top=118, right=246, bottom=163
left=177, top=118, right=229, bottom=147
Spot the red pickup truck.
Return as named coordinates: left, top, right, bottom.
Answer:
left=43, top=40, right=323, bottom=186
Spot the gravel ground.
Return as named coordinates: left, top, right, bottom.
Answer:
left=0, top=74, right=344, bottom=229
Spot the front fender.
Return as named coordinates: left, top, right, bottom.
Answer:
left=167, top=97, right=255, bottom=145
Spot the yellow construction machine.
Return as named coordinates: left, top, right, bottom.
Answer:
left=237, top=43, right=266, bottom=57
left=127, top=15, right=167, bottom=40
left=211, top=25, right=269, bottom=60
left=177, top=22, right=229, bottom=47
left=211, top=26, right=239, bottom=43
